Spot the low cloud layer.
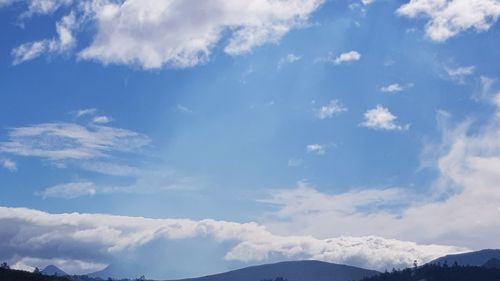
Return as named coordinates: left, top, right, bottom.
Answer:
left=0, top=206, right=463, bottom=276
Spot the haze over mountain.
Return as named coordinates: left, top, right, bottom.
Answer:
left=430, top=249, right=500, bottom=267
left=42, top=265, right=68, bottom=276
left=483, top=258, right=500, bottom=269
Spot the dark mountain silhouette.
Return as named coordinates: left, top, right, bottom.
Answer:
left=88, top=263, right=148, bottom=280
left=42, top=265, right=68, bottom=276
left=165, top=260, right=379, bottom=281
left=0, top=267, right=70, bottom=281
left=359, top=262, right=500, bottom=281
left=429, top=249, right=500, bottom=266
left=483, top=258, right=500, bottom=269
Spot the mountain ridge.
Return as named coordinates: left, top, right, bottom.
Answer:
left=429, top=249, right=500, bottom=267
left=42, top=265, right=68, bottom=276
left=163, top=260, right=379, bottom=281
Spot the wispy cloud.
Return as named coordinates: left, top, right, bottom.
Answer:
left=306, top=144, right=329, bottom=155
left=0, top=122, right=149, bottom=160
left=37, top=168, right=200, bottom=199
left=445, top=65, right=475, bottom=83
left=176, top=104, right=194, bottom=114
left=380, top=83, right=406, bottom=93
left=315, top=99, right=347, bottom=119
left=278, top=53, right=301, bottom=69
left=1, top=158, right=17, bottom=171
left=360, top=105, right=409, bottom=131
left=75, top=108, right=97, bottom=118
left=12, top=12, right=76, bottom=65
left=39, top=182, right=97, bottom=199
left=287, top=158, right=303, bottom=167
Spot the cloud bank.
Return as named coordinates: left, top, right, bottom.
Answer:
left=0, top=206, right=464, bottom=276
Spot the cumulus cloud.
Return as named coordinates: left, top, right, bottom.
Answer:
left=7, top=0, right=324, bottom=68
left=334, top=51, right=361, bottom=65
left=360, top=105, right=409, bottom=131
left=262, top=95, right=500, bottom=250
left=315, top=99, right=347, bottom=119
left=0, top=122, right=149, bottom=160
left=316, top=51, right=361, bottom=65
left=0, top=206, right=464, bottom=275
left=397, top=0, right=500, bottom=41
left=1, top=158, right=17, bottom=171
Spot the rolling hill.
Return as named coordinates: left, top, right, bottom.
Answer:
left=165, top=260, right=379, bottom=281
left=429, top=249, right=500, bottom=266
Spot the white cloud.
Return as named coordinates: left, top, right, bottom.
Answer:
left=79, top=0, right=324, bottom=68
left=333, top=51, right=361, bottom=65
left=176, top=104, right=194, bottom=114
left=76, top=108, right=97, bottom=117
left=1, top=158, right=17, bottom=171
left=278, top=53, right=301, bottom=68
left=39, top=182, right=97, bottom=199
left=306, top=144, right=327, bottom=155
left=0, top=0, right=72, bottom=15
left=262, top=95, right=500, bottom=250
left=315, top=99, right=347, bottom=119
left=445, top=65, right=475, bottom=83
left=361, top=0, right=374, bottom=5
left=380, top=83, right=404, bottom=93
left=397, top=0, right=500, bottom=41
left=0, top=206, right=464, bottom=274
left=446, top=66, right=475, bottom=77
left=287, top=158, right=303, bottom=167
left=0, top=122, right=149, bottom=160
left=36, top=168, right=199, bottom=198
left=12, top=12, right=76, bottom=65
left=7, top=0, right=323, bottom=68
left=92, top=116, right=112, bottom=124
left=78, top=161, right=140, bottom=177
left=361, top=105, right=409, bottom=131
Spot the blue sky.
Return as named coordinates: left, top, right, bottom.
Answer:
left=1, top=0, right=500, bottom=279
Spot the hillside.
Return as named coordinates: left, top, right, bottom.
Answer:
left=429, top=249, right=500, bottom=266
left=358, top=263, right=500, bottom=281
left=165, top=260, right=379, bottom=281
left=0, top=267, right=71, bottom=281
left=42, top=265, right=68, bottom=276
